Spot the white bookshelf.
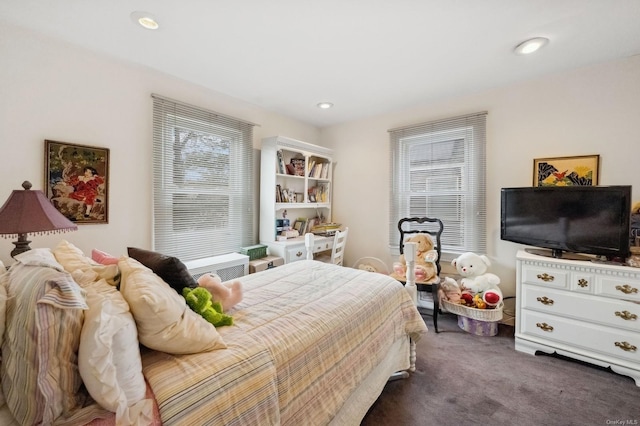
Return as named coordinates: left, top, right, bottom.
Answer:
left=260, top=136, right=334, bottom=263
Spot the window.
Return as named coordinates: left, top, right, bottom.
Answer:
left=152, top=94, right=256, bottom=261
left=389, top=112, right=487, bottom=257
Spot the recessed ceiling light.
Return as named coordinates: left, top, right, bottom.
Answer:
left=514, top=37, right=549, bottom=55
left=130, top=11, right=159, bottom=30
left=317, top=102, right=334, bottom=109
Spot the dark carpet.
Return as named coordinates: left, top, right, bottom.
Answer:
left=361, top=313, right=640, bottom=426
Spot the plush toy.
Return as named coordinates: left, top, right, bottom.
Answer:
left=182, top=287, right=234, bottom=327
left=392, top=234, right=438, bottom=283
left=358, top=264, right=378, bottom=273
left=451, top=252, right=503, bottom=308
left=438, top=276, right=462, bottom=304
left=197, top=273, right=243, bottom=312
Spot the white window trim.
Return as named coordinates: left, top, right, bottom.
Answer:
left=389, top=112, right=487, bottom=258
left=152, top=94, right=257, bottom=261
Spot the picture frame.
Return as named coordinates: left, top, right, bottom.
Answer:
left=533, top=154, right=599, bottom=187
left=45, top=140, right=110, bottom=224
left=293, top=218, right=307, bottom=234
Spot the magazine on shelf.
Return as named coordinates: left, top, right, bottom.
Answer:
left=290, top=158, right=305, bottom=176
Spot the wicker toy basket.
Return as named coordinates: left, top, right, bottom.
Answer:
left=441, top=299, right=504, bottom=322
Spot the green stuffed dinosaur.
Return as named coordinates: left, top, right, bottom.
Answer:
left=182, top=287, right=233, bottom=327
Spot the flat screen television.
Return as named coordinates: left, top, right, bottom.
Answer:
left=500, top=185, right=632, bottom=260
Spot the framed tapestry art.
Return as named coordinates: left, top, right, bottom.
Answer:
left=45, top=140, right=109, bottom=223
left=533, top=155, right=599, bottom=187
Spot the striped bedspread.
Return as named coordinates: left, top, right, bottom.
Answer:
left=141, top=260, right=428, bottom=425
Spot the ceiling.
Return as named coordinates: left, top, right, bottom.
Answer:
left=2, top=0, right=640, bottom=128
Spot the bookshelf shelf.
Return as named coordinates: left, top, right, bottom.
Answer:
left=260, top=136, right=334, bottom=263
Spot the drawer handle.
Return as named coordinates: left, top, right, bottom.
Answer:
left=536, top=322, right=554, bottom=332
left=615, top=284, right=639, bottom=295
left=614, top=341, right=637, bottom=352
left=537, top=273, right=554, bottom=282
left=536, top=296, right=554, bottom=305
left=296, top=251, right=303, bottom=257
left=577, top=278, right=588, bottom=288
left=615, top=310, right=638, bottom=321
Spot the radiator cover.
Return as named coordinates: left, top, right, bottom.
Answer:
left=183, top=253, right=249, bottom=282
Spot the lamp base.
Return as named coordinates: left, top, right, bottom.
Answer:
left=11, top=234, right=31, bottom=258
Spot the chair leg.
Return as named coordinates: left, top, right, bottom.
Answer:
left=433, top=282, right=439, bottom=333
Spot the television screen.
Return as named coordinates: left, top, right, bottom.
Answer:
left=501, top=186, right=632, bottom=260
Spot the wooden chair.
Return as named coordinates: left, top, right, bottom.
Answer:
left=305, top=227, right=349, bottom=266
left=395, top=217, right=444, bottom=332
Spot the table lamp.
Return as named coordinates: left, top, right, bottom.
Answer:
left=0, top=181, right=78, bottom=258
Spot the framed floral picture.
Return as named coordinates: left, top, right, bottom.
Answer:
left=44, top=140, right=109, bottom=223
left=533, top=155, right=599, bottom=187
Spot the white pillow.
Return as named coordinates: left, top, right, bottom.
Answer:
left=0, top=266, right=7, bottom=349
left=118, top=257, right=226, bottom=354
left=53, top=240, right=120, bottom=286
left=14, top=248, right=64, bottom=271
left=78, top=280, right=152, bottom=425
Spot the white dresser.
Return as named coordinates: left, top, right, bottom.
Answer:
left=515, top=250, right=640, bottom=386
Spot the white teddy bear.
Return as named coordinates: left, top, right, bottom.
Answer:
left=451, top=252, right=503, bottom=307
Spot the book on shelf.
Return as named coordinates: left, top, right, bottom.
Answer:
left=321, top=163, right=329, bottom=179
left=308, top=162, right=329, bottom=179
left=277, top=149, right=286, bottom=174
left=308, top=183, right=329, bottom=203
left=276, top=185, right=288, bottom=203
left=286, top=163, right=296, bottom=175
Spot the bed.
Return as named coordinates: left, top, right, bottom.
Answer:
left=0, top=245, right=427, bottom=425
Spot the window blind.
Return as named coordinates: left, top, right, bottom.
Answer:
left=152, top=94, right=257, bottom=261
left=389, top=112, right=487, bottom=256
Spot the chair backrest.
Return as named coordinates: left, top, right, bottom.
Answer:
left=398, top=217, right=444, bottom=276
left=304, top=227, right=349, bottom=266
left=330, top=227, right=348, bottom=266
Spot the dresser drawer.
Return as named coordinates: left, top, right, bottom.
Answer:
left=520, top=309, right=640, bottom=364
left=521, top=264, right=569, bottom=289
left=597, top=275, right=640, bottom=302
left=521, top=285, right=640, bottom=332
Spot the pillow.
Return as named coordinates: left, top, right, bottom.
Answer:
left=0, top=270, right=7, bottom=349
left=91, top=248, right=120, bottom=265
left=127, top=247, right=197, bottom=293
left=14, top=248, right=65, bottom=271
left=118, top=257, right=226, bottom=354
left=1, top=263, right=88, bottom=425
left=53, top=240, right=120, bottom=287
left=79, top=280, right=152, bottom=424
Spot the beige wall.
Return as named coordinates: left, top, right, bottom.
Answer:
left=321, top=55, right=640, bottom=296
left=0, top=22, right=320, bottom=266
left=2, top=21, right=639, bottom=297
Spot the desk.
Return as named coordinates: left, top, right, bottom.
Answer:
left=262, top=235, right=334, bottom=264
